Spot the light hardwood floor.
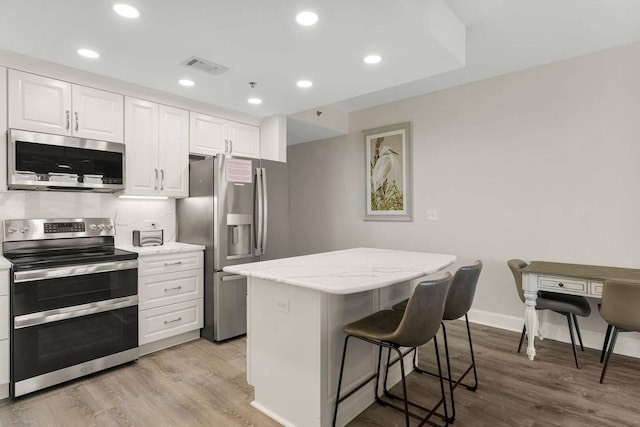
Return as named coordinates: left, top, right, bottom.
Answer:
left=1, top=322, right=639, bottom=426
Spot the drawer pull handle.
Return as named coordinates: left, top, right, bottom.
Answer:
left=164, top=261, right=183, bottom=266
left=164, top=317, right=182, bottom=325
left=164, top=286, right=182, bottom=293
left=558, top=283, right=564, bottom=287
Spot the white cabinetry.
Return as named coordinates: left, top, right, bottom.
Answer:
left=137, top=250, right=204, bottom=355
left=260, top=114, right=287, bottom=163
left=124, top=97, right=189, bottom=197
left=189, top=112, right=260, bottom=159
left=1, top=267, right=9, bottom=399
left=8, top=69, right=123, bottom=143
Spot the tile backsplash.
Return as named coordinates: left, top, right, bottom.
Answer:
left=0, top=191, right=175, bottom=247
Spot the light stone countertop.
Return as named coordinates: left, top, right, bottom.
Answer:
left=0, top=256, right=11, bottom=269
left=223, top=247, right=456, bottom=295
left=119, top=241, right=205, bottom=256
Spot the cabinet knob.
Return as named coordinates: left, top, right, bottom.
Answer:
left=66, top=110, right=70, bottom=130
left=75, top=111, right=79, bottom=131
left=558, top=283, right=564, bottom=287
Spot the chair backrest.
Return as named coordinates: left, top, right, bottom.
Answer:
left=507, top=259, right=528, bottom=304
left=444, top=260, right=483, bottom=320
left=600, top=279, right=640, bottom=332
left=388, top=273, right=452, bottom=348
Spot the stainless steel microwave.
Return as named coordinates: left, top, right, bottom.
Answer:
left=7, top=129, right=126, bottom=192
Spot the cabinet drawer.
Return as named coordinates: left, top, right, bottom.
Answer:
left=0, top=339, right=7, bottom=385
left=139, top=299, right=203, bottom=345
left=590, top=281, right=604, bottom=297
left=0, top=296, right=7, bottom=340
left=138, top=251, right=203, bottom=276
left=0, top=269, right=8, bottom=296
left=538, top=276, right=588, bottom=294
left=139, top=269, right=203, bottom=311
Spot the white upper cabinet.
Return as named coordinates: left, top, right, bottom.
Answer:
left=125, top=97, right=188, bottom=198
left=0, top=67, right=7, bottom=193
left=8, top=70, right=123, bottom=143
left=227, top=120, right=260, bottom=158
left=71, top=84, right=124, bottom=142
left=260, top=114, right=287, bottom=163
left=189, top=112, right=260, bottom=159
left=158, top=105, right=189, bottom=197
left=189, top=112, right=226, bottom=156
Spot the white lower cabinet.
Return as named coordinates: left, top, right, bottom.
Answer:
left=137, top=250, right=203, bottom=354
left=1, top=268, right=9, bottom=399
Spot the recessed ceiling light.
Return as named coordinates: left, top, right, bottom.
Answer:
left=248, top=98, right=263, bottom=105
left=296, top=11, right=318, bottom=26
left=364, top=54, right=382, bottom=64
left=297, top=80, right=313, bottom=88
left=77, top=48, right=100, bottom=59
left=113, top=3, right=140, bottom=19
left=178, top=79, right=195, bottom=87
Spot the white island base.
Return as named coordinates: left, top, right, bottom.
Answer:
left=224, top=248, right=456, bottom=427
left=247, top=276, right=414, bottom=427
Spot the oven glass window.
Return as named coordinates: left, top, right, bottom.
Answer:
left=12, top=306, right=138, bottom=382
left=13, top=268, right=137, bottom=315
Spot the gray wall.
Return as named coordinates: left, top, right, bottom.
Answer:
left=288, top=41, right=640, bottom=346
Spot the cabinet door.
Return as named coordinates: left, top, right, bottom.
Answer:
left=260, top=114, right=287, bottom=163
left=124, top=97, right=159, bottom=196
left=159, top=105, right=189, bottom=197
left=72, top=85, right=124, bottom=143
left=189, top=112, right=226, bottom=156
left=228, top=121, right=260, bottom=159
left=8, top=69, right=72, bottom=135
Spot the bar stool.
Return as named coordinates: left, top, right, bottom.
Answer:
left=390, top=260, right=483, bottom=422
left=508, top=259, right=591, bottom=368
left=599, top=279, right=640, bottom=383
left=332, top=273, right=452, bottom=427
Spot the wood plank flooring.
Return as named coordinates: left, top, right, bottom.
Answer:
left=1, top=322, right=639, bottom=426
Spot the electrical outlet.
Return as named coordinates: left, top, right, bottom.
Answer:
left=144, top=220, right=157, bottom=230
left=275, top=297, right=290, bottom=313
left=425, top=210, right=438, bottom=221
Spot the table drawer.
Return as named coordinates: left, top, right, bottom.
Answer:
left=538, top=276, right=588, bottom=294
left=139, top=269, right=203, bottom=311
left=139, top=299, right=203, bottom=345
left=590, top=281, right=604, bottom=297
left=138, top=251, right=203, bottom=276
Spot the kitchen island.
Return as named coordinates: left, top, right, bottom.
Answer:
left=224, top=247, right=456, bottom=427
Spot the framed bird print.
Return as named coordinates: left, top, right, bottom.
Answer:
left=364, top=122, right=412, bottom=221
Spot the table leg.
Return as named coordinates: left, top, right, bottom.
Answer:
left=523, top=290, right=539, bottom=361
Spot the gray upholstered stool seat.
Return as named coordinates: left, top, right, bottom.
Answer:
left=332, top=273, right=453, bottom=427
left=537, top=291, right=592, bottom=316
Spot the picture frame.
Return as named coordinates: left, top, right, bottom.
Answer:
left=364, top=122, right=412, bottom=221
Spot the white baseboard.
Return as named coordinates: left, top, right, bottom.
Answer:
left=466, top=309, right=640, bottom=360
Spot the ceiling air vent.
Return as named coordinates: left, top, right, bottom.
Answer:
left=182, top=56, right=229, bottom=75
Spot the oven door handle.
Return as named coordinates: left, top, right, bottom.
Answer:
left=14, top=260, right=138, bottom=283
left=14, top=295, right=139, bottom=329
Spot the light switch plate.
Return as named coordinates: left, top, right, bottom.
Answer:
left=275, top=297, right=290, bottom=313
left=425, top=210, right=438, bottom=221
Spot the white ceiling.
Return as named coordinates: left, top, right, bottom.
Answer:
left=1, top=0, right=640, bottom=123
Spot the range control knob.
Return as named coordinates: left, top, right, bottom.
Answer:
left=106, top=224, right=114, bottom=230
left=89, top=224, right=97, bottom=231
left=98, top=224, right=106, bottom=231
left=7, top=226, right=17, bottom=234
left=19, top=226, right=30, bottom=234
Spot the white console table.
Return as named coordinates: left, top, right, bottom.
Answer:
left=224, top=247, right=456, bottom=427
left=521, top=261, right=640, bottom=361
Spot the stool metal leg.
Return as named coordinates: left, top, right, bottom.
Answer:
left=600, top=324, right=612, bottom=363
left=600, top=327, right=619, bottom=384
left=432, top=336, right=449, bottom=427
left=572, top=313, right=585, bottom=351
left=394, top=346, right=410, bottom=427
left=440, top=323, right=456, bottom=423
left=518, top=324, right=526, bottom=353
left=464, top=314, right=479, bottom=391
left=566, top=314, right=580, bottom=369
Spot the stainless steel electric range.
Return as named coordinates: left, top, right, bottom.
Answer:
left=2, top=218, right=139, bottom=397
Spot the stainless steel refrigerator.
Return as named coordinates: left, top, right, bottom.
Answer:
left=177, top=156, right=289, bottom=342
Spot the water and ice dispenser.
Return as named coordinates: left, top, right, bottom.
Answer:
left=226, top=214, right=252, bottom=257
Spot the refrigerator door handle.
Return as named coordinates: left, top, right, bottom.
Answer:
left=261, top=167, right=268, bottom=255
left=255, top=167, right=263, bottom=255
